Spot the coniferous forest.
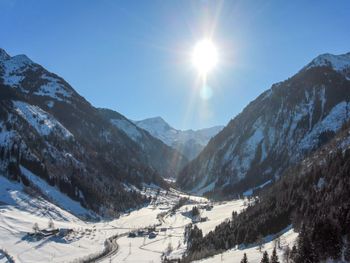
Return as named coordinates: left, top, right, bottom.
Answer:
left=182, top=146, right=350, bottom=262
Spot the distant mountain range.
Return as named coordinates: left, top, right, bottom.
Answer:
left=177, top=52, right=350, bottom=197
left=134, top=117, right=224, bottom=160
left=98, top=109, right=188, bottom=178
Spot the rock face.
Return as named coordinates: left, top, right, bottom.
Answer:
left=0, top=48, right=168, bottom=216
left=177, top=52, right=350, bottom=197
left=134, top=116, right=223, bottom=160
left=98, top=108, right=188, bottom=179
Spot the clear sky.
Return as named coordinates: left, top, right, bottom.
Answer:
left=1, top=0, right=349, bottom=130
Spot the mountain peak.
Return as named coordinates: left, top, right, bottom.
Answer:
left=304, top=52, right=350, bottom=72
left=135, top=116, right=173, bottom=129
left=11, top=54, right=33, bottom=66
left=0, top=48, right=34, bottom=66
left=0, top=48, right=11, bottom=60
left=144, top=116, right=167, bottom=123
left=135, top=116, right=172, bottom=130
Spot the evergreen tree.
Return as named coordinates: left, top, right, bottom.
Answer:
left=240, top=253, right=248, bottom=263
left=270, top=247, right=279, bottom=263
left=296, top=225, right=319, bottom=263
left=296, top=225, right=311, bottom=263
left=261, top=251, right=269, bottom=263
left=345, top=235, right=350, bottom=261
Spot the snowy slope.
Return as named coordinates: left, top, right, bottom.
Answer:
left=13, top=101, right=73, bottom=138
left=110, top=119, right=142, bottom=142
left=19, top=166, right=92, bottom=217
left=304, top=52, right=350, bottom=78
left=0, top=168, right=298, bottom=263
left=194, top=228, right=298, bottom=263
left=0, top=173, right=251, bottom=263
left=0, top=49, right=73, bottom=102
left=134, top=117, right=223, bottom=160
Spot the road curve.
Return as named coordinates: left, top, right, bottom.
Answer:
left=74, top=233, right=127, bottom=263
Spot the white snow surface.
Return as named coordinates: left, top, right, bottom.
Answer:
left=12, top=100, right=73, bottom=138
left=243, top=179, right=272, bottom=197
left=134, top=117, right=223, bottom=158
left=33, top=75, right=73, bottom=101
left=135, top=117, right=223, bottom=147
left=0, top=54, right=33, bottom=87
left=19, top=166, right=91, bottom=217
left=195, top=227, right=298, bottom=263
left=299, top=101, right=350, bottom=151
left=0, top=50, right=73, bottom=101
left=110, top=119, right=142, bottom=142
left=305, top=52, right=350, bottom=73
left=0, top=171, right=282, bottom=263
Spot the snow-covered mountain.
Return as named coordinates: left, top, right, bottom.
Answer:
left=177, top=52, right=350, bottom=197
left=0, top=48, right=170, bottom=216
left=98, top=108, right=188, bottom=178
left=134, top=117, right=224, bottom=160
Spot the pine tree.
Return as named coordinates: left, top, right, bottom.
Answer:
left=240, top=253, right=248, bottom=263
left=345, top=235, right=350, bottom=261
left=296, top=224, right=314, bottom=263
left=261, top=251, right=269, bottom=263
left=270, top=247, right=279, bottom=263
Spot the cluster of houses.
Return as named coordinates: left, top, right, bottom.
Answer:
left=199, top=203, right=213, bottom=211
left=128, top=226, right=168, bottom=239
left=192, top=216, right=209, bottom=224
left=29, top=227, right=73, bottom=239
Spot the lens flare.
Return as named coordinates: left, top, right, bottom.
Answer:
left=200, top=84, right=213, bottom=100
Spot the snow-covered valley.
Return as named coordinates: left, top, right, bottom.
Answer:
left=0, top=174, right=296, bottom=263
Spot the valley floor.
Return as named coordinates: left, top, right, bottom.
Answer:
left=0, top=176, right=297, bottom=263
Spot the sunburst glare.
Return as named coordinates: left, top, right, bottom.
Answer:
left=191, top=39, right=218, bottom=76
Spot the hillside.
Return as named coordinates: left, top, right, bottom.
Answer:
left=177, top=52, right=350, bottom=197
left=181, top=120, right=350, bottom=262
left=0, top=48, right=169, bottom=216
left=98, top=108, right=188, bottom=178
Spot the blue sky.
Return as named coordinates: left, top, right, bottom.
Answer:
left=1, top=0, right=349, bottom=129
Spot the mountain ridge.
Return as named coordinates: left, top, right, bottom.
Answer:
left=177, top=51, right=350, bottom=197
left=98, top=108, right=188, bottom=178
left=0, top=48, right=170, bottom=216
left=134, top=117, right=224, bottom=160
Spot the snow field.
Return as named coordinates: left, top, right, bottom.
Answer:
left=0, top=174, right=294, bottom=263
left=194, top=228, right=298, bottom=263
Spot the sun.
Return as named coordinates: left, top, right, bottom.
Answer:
left=192, top=39, right=218, bottom=75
